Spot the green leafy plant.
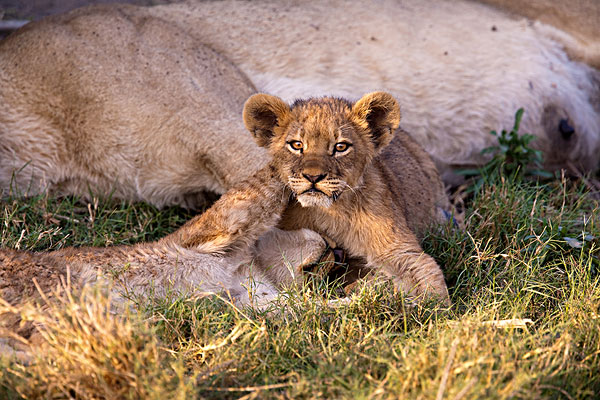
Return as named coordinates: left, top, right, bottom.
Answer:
left=460, top=108, right=553, bottom=191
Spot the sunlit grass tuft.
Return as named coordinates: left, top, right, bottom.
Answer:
left=0, top=284, right=193, bottom=399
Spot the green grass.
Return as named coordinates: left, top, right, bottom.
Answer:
left=0, top=193, right=194, bottom=250
left=1, top=175, right=599, bottom=399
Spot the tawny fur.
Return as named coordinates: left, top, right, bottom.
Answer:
left=244, top=92, right=451, bottom=303
left=1, top=1, right=599, bottom=208
left=0, top=92, right=449, bottom=359
left=0, top=5, right=266, bottom=208
left=2, top=91, right=451, bottom=316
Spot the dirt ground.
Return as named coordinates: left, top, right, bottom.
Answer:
left=0, top=0, right=183, bottom=21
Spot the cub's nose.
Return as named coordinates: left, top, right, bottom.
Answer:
left=303, top=173, right=326, bottom=184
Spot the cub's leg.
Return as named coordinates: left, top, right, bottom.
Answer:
left=363, top=229, right=450, bottom=305
left=299, top=208, right=450, bottom=305
left=173, top=164, right=288, bottom=253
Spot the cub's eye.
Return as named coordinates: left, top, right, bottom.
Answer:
left=288, top=140, right=303, bottom=152
left=334, top=142, right=351, bottom=153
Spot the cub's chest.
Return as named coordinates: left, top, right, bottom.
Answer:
left=281, top=197, right=397, bottom=253
left=280, top=199, right=348, bottom=234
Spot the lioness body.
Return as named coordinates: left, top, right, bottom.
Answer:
left=0, top=5, right=266, bottom=208
left=477, top=0, right=600, bottom=69
left=1, top=1, right=599, bottom=207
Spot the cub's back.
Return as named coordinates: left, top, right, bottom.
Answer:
left=379, top=129, right=450, bottom=235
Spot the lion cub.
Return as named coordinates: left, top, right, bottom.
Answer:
left=242, top=92, right=451, bottom=302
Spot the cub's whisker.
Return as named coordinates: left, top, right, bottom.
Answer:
left=342, top=182, right=358, bottom=198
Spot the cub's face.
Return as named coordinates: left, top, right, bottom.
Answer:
left=271, top=99, right=376, bottom=208
left=243, top=92, right=401, bottom=208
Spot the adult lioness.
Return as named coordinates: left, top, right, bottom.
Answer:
left=1, top=1, right=599, bottom=207
left=152, top=0, right=600, bottom=178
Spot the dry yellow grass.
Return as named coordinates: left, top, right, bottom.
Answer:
left=0, top=282, right=193, bottom=399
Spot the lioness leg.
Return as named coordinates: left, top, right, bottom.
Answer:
left=0, top=162, right=311, bottom=312
left=252, top=228, right=327, bottom=286
left=233, top=228, right=327, bottom=308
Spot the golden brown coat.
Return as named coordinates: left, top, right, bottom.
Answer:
left=242, top=92, right=451, bottom=302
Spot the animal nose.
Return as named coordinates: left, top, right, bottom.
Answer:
left=559, top=118, right=575, bottom=139
left=303, top=173, right=326, bottom=184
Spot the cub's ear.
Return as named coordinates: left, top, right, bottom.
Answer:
left=243, top=94, right=291, bottom=148
left=350, top=92, right=401, bottom=151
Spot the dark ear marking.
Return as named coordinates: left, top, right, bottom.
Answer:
left=350, top=92, right=401, bottom=151
left=366, top=106, right=393, bottom=144
left=243, top=94, right=291, bottom=148
left=249, top=109, right=278, bottom=146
